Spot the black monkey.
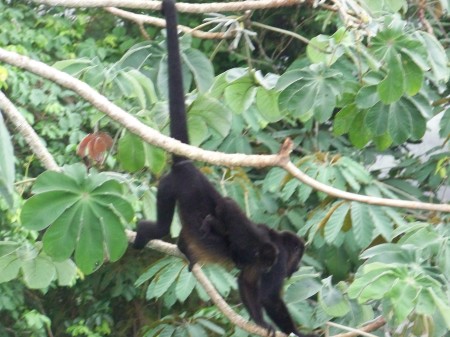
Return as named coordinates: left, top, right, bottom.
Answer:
left=134, top=1, right=312, bottom=336
left=203, top=198, right=311, bottom=337
left=133, top=0, right=277, bottom=272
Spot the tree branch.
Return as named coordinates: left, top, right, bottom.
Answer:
left=328, top=317, right=386, bottom=337
left=1, top=47, right=449, bottom=213
left=282, top=162, right=450, bottom=212
left=0, top=48, right=283, bottom=168
left=0, top=91, right=61, bottom=172
left=104, top=7, right=231, bottom=39
left=32, top=0, right=306, bottom=12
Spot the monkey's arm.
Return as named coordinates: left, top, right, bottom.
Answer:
left=134, top=176, right=176, bottom=249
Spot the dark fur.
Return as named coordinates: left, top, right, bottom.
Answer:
left=203, top=198, right=310, bottom=337
left=134, top=1, right=312, bottom=336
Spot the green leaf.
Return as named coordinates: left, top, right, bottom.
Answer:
left=367, top=206, right=393, bottom=241
left=182, top=48, right=214, bottom=93
left=278, top=64, right=343, bottom=122
left=440, top=108, right=450, bottom=138
left=135, top=257, right=176, bottom=287
left=286, top=275, right=322, bottom=302
left=0, top=114, right=14, bottom=206
left=175, top=266, right=197, bottom=302
left=0, top=242, right=21, bottom=282
left=402, top=54, right=423, bottom=96
left=324, top=203, right=350, bottom=244
left=150, top=263, right=184, bottom=299
left=144, top=144, right=167, bottom=175
left=307, top=35, right=331, bottom=64
left=53, top=58, right=97, bottom=77
left=429, top=288, right=450, bottom=329
left=365, top=101, right=389, bottom=136
left=21, top=165, right=133, bottom=274
left=348, top=263, right=396, bottom=302
left=224, top=75, right=257, bottom=113
left=333, top=104, right=358, bottom=136
left=387, top=281, right=417, bottom=323
left=21, top=191, right=80, bottom=231
left=338, top=157, right=372, bottom=184
left=348, top=110, right=371, bottom=148
left=256, top=87, right=284, bottom=122
left=117, top=132, right=146, bottom=172
left=319, top=281, right=350, bottom=317
left=416, top=31, right=449, bottom=84
left=377, top=50, right=404, bottom=104
left=22, top=256, right=56, bottom=289
left=355, top=85, right=379, bottom=109
left=187, top=117, right=208, bottom=146
left=188, top=95, right=232, bottom=139
left=387, top=101, right=412, bottom=144
left=117, top=70, right=147, bottom=109
left=54, top=259, right=77, bottom=286
left=351, top=202, right=373, bottom=248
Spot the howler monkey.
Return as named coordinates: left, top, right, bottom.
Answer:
left=133, top=1, right=310, bottom=336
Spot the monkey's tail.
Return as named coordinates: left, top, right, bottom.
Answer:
left=163, top=0, right=189, bottom=164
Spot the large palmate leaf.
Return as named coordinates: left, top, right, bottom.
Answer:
left=348, top=261, right=450, bottom=329
left=277, top=63, right=343, bottom=122
left=20, top=164, right=133, bottom=274
left=0, top=114, right=14, bottom=206
left=0, top=241, right=77, bottom=289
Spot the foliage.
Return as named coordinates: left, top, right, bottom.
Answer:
left=20, top=164, right=133, bottom=274
left=0, top=0, right=449, bottom=336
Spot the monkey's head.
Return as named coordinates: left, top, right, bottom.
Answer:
left=281, top=231, right=305, bottom=277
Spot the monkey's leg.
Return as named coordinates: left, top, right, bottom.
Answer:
left=238, top=269, right=274, bottom=334
left=263, top=295, right=305, bottom=337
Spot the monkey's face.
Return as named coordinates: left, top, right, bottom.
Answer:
left=281, top=232, right=305, bottom=277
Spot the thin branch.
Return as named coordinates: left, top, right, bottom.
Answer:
left=282, top=162, right=450, bottom=212
left=105, top=7, right=231, bottom=39
left=32, top=0, right=306, bottom=12
left=1, top=47, right=449, bottom=213
left=329, top=317, right=386, bottom=337
left=0, top=91, right=61, bottom=172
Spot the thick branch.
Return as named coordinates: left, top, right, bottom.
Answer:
left=0, top=91, right=60, bottom=172
left=1, top=48, right=449, bottom=213
left=32, top=0, right=305, bottom=12
left=105, top=7, right=230, bottom=39
left=0, top=48, right=283, bottom=168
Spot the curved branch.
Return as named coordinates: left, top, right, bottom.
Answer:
left=0, top=47, right=449, bottom=213
left=105, top=7, right=231, bottom=39
left=282, top=162, right=450, bottom=212
left=0, top=91, right=61, bottom=172
left=32, top=0, right=306, bottom=12
left=0, top=48, right=284, bottom=169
